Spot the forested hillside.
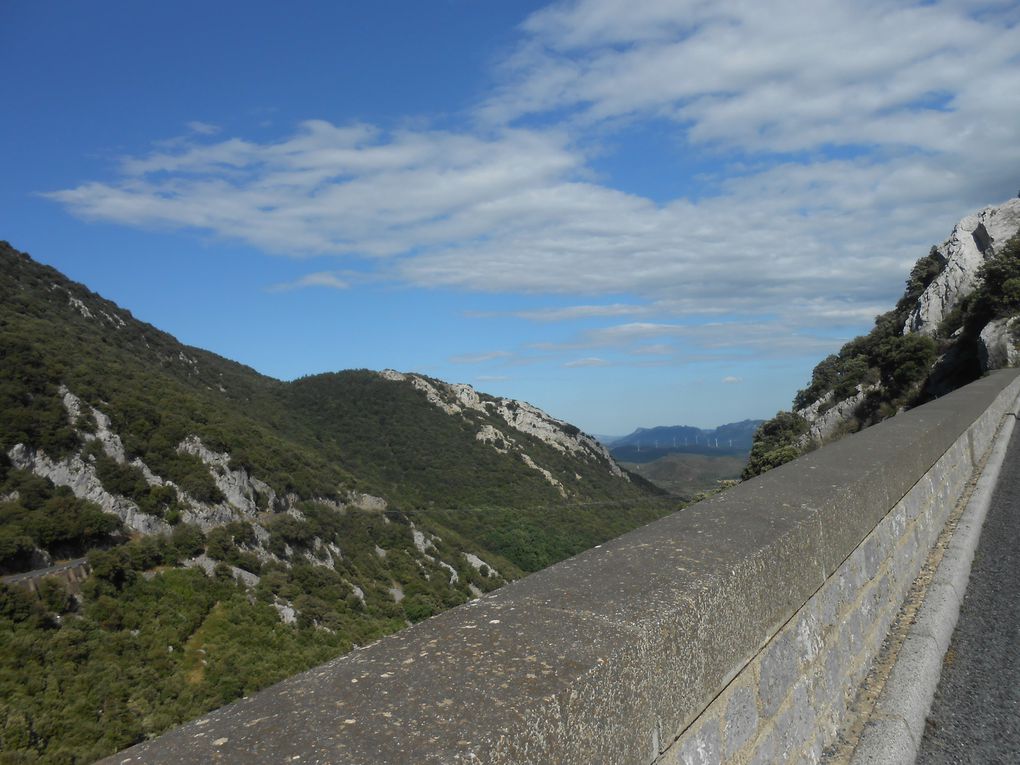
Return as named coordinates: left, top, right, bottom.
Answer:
left=745, top=196, right=1020, bottom=478
left=0, top=241, right=671, bottom=762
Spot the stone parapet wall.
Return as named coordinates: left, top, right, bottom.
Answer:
left=105, top=370, right=1020, bottom=765
left=659, top=411, right=990, bottom=763
left=1, top=558, right=91, bottom=597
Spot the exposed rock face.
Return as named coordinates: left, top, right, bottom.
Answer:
left=183, top=553, right=261, bottom=588
left=273, top=601, right=297, bottom=624
left=7, top=443, right=170, bottom=536
left=790, top=197, right=1020, bottom=450
left=26, top=389, right=279, bottom=534
left=520, top=453, right=567, bottom=497
left=463, top=551, right=499, bottom=579
left=475, top=424, right=513, bottom=453
left=978, top=317, right=1020, bottom=371
left=378, top=370, right=629, bottom=482
left=61, top=389, right=176, bottom=491
left=411, top=528, right=436, bottom=555
left=904, top=198, right=1020, bottom=335
left=344, top=491, right=388, bottom=512
left=796, top=385, right=876, bottom=445
left=178, top=436, right=277, bottom=517
left=61, top=387, right=127, bottom=463
left=68, top=296, right=94, bottom=320
left=379, top=370, right=461, bottom=415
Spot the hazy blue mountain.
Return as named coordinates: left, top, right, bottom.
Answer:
left=610, top=420, right=763, bottom=462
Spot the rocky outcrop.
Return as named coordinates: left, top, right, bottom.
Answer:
left=904, top=197, right=1020, bottom=335
left=183, top=553, right=260, bottom=588
left=379, top=370, right=461, bottom=415
left=6, top=443, right=169, bottom=535
left=495, top=398, right=607, bottom=461
left=796, top=385, right=877, bottom=445
left=61, top=388, right=171, bottom=490
left=344, top=491, right=388, bottom=512
left=378, top=370, right=629, bottom=481
left=788, top=197, right=1020, bottom=452
left=177, top=436, right=277, bottom=517
left=520, top=453, right=567, bottom=497
left=979, top=317, right=1020, bottom=371
left=463, top=551, right=499, bottom=579
left=475, top=424, right=514, bottom=453
left=61, top=387, right=127, bottom=463
left=273, top=600, right=298, bottom=624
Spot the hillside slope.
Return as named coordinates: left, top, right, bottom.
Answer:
left=0, top=241, right=670, bottom=762
left=619, top=452, right=746, bottom=497
left=745, top=196, right=1020, bottom=478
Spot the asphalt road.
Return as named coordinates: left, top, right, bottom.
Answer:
left=0, top=556, right=88, bottom=585
left=917, top=422, right=1020, bottom=764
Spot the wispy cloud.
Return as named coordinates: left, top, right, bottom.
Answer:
left=44, top=1, right=1020, bottom=366
left=449, top=350, right=512, bottom=364
left=186, top=121, right=221, bottom=136
left=267, top=271, right=350, bottom=292
left=630, top=343, right=674, bottom=355
left=722, top=376, right=742, bottom=385
left=510, top=303, right=647, bottom=321
left=564, top=356, right=610, bottom=367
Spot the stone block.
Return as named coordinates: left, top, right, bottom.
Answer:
left=746, top=729, right=777, bottom=765
left=823, top=644, right=846, bottom=709
left=773, top=680, right=815, bottom=760
left=722, top=685, right=757, bottom=760
left=758, top=631, right=798, bottom=718
left=661, top=717, right=721, bottom=765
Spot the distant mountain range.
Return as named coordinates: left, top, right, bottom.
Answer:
left=608, top=420, right=763, bottom=463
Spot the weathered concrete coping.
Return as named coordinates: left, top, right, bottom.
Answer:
left=105, top=370, right=1020, bottom=765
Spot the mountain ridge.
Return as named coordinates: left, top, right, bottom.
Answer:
left=0, top=240, right=671, bottom=762
left=612, top=419, right=762, bottom=450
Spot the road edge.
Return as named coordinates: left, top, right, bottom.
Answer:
left=848, top=408, right=1019, bottom=764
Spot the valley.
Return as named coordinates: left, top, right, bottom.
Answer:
left=605, top=420, right=761, bottom=496
left=0, top=242, right=674, bottom=761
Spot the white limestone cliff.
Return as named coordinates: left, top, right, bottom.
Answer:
left=178, top=435, right=277, bottom=518
left=903, top=197, right=1020, bottom=335
left=6, top=443, right=170, bottom=536
left=978, top=317, right=1020, bottom=371
left=794, top=197, right=1020, bottom=447
left=796, top=385, right=877, bottom=446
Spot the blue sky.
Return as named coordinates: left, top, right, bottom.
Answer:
left=2, top=1, right=1019, bottom=435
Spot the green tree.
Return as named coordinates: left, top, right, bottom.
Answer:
left=742, top=412, right=810, bottom=479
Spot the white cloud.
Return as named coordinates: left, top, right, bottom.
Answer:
left=490, top=0, right=1020, bottom=154
left=48, top=122, right=583, bottom=258
left=564, top=357, right=610, bottom=367
left=630, top=343, right=674, bottom=356
left=510, top=303, right=647, bottom=321
left=722, top=376, right=742, bottom=385
left=44, top=0, right=1020, bottom=365
left=450, top=351, right=512, bottom=364
left=186, top=121, right=221, bottom=135
left=268, top=271, right=350, bottom=292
